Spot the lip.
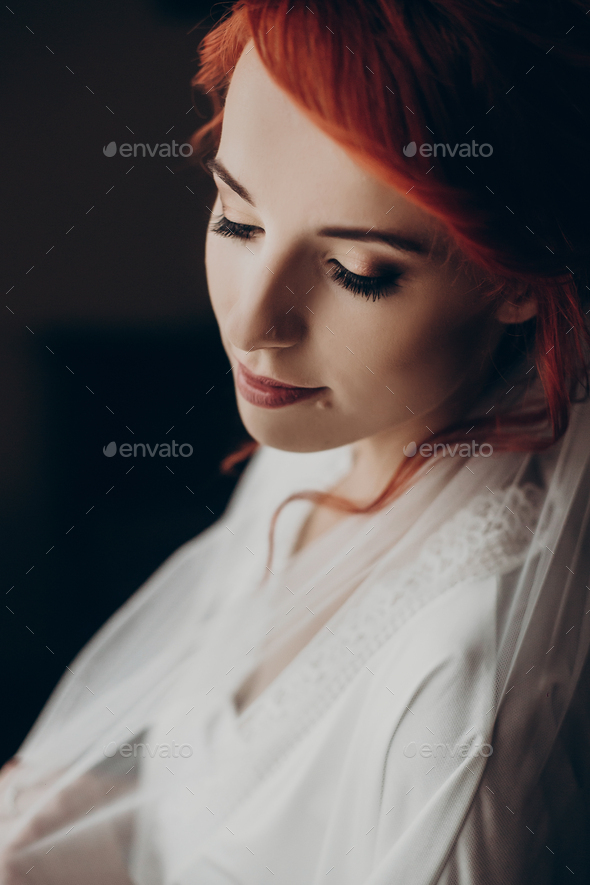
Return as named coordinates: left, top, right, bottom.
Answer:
left=235, top=361, right=327, bottom=409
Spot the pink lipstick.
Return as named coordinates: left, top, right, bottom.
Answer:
left=236, top=361, right=326, bottom=409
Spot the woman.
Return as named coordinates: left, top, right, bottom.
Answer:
left=1, top=1, right=590, bottom=882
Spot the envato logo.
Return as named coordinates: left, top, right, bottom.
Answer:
left=103, top=440, right=193, bottom=458
left=103, top=741, right=193, bottom=758
left=103, top=141, right=193, bottom=158
left=403, top=440, right=493, bottom=458
left=403, top=741, right=493, bottom=759
left=403, top=140, right=493, bottom=158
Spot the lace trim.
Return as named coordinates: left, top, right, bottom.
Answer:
left=236, top=481, right=544, bottom=745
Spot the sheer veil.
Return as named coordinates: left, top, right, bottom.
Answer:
left=1, top=362, right=590, bottom=883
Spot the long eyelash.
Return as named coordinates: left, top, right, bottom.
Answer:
left=208, top=214, right=259, bottom=241
left=208, top=214, right=402, bottom=301
left=327, top=262, right=402, bottom=301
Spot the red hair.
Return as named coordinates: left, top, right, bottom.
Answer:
left=191, top=0, right=590, bottom=567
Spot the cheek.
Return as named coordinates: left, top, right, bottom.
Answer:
left=325, top=297, right=444, bottom=381
left=374, top=281, right=489, bottom=374
left=329, top=287, right=489, bottom=412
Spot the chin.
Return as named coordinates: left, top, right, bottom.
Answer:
left=241, top=418, right=333, bottom=453
left=236, top=399, right=359, bottom=453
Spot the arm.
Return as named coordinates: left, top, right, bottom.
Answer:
left=0, top=762, right=137, bottom=884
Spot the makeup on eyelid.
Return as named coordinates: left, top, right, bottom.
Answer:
left=208, top=213, right=404, bottom=300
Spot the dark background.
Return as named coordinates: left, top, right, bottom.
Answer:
left=0, top=0, right=247, bottom=764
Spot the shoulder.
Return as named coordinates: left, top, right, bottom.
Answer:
left=360, top=575, right=502, bottom=845
left=370, top=571, right=501, bottom=696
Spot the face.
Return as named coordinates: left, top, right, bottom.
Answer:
left=205, top=42, right=506, bottom=456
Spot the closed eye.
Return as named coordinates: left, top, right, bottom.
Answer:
left=208, top=215, right=261, bottom=241
left=208, top=214, right=403, bottom=300
left=326, top=261, right=402, bottom=301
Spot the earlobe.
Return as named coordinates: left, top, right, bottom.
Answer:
left=496, top=297, right=537, bottom=325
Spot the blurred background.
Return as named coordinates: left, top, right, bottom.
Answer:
left=0, top=0, right=249, bottom=763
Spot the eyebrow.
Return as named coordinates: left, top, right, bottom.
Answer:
left=316, top=225, right=429, bottom=256
left=206, top=156, right=255, bottom=206
left=206, top=156, right=430, bottom=256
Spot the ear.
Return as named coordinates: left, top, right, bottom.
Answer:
left=495, top=296, right=537, bottom=325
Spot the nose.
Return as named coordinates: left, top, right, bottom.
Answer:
left=223, top=248, right=307, bottom=354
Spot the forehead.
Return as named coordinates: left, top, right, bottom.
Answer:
left=218, top=41, right=439, bottom=237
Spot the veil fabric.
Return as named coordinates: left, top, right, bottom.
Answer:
left=1, top=388, right=590, bottom=882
